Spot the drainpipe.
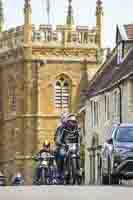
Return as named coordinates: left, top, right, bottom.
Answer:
left=117, top=85, right=122, bottom=123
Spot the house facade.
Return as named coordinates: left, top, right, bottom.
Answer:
left=84, top=24, right=133, bottom=184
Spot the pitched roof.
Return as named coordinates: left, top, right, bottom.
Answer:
left=116, top=24, right=133, bottom=43
left=124, top=24, right=133, bottom=40
left=85, top=23, right=133, bottom=100
left=86, top=47, right=133, bottom=98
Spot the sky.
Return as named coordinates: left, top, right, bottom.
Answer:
left=3, top=0, right=133, bottom=48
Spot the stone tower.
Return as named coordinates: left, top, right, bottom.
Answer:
left=24, top=0, right=32, bottom=44
left=66, top=0, right=74, bottom=26
left=0, top=0, right=104, bottom=184
left=96, top=0, right=104, bottom=48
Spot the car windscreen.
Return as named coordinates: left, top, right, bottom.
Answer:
left=115, top=127, right=133, bottom=142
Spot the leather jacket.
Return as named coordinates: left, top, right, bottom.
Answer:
left=55, top=125, right=80, bottom=146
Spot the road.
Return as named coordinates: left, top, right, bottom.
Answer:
left=1, top=186, right=133, bottom=200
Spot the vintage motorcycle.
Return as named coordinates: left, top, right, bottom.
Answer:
left=34, top=152, right=58, bottom=185
left=11, top=173, right=24, bottom=186
left=64, top=143, right=82, bottom=185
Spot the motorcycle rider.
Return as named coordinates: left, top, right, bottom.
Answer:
left=54, top=113, right=81, bottom=182
left=11, top=171, right=24, bottom=186
left=34, top=140, right=53, bottom=184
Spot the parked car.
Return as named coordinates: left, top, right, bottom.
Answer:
left=101, top=123, right=133, bottom=185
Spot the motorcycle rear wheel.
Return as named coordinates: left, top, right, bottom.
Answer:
left=41, top=168, right=48, bottom=185
left=71, top=158, right=77, bottom=185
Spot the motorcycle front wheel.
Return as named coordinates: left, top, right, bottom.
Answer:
left=41, top=168, right=48, bottom=185
left=71, top=158, right=82, bottom=185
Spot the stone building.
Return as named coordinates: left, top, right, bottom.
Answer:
left=0, top=0, right=104, bottom=184
left=84, top=24, right=133, bottom=184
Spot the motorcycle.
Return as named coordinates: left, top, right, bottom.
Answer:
left=34, top=152, right=58, bottom=185
left=64, top=143, right=82, bottom=185
left=11, top=173, right=24, bottom=186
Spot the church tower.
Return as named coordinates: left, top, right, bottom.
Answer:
left=0, top=0, right=104, bottom=184
left=96, top=0, right=104, bottom=48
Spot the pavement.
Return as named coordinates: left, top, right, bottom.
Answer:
left=1, top=186, right=133, bottom=200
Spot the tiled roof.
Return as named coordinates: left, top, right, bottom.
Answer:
left=124, top=24, right=133, bottom=40
left=86, top=47, right=133, bottom=98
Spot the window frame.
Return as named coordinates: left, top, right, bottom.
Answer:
left=105, top=95, right=110, bottom=121
left=55, top=77, right=70, bottom=110
left=90, top=100, right=99, bottom=128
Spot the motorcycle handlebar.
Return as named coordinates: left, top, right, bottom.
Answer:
left=34, top=155, right=55, bottom=161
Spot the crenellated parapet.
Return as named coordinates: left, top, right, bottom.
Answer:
left=0, top=24, right=97, bottom=52
left=0, top=26, right=24, bottom=50
left=32, top=24, right=96, bottom=46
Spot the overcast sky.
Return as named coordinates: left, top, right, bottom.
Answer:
left=3, top=0, right=133, bottom=48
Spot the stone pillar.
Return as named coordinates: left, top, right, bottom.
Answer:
left=23, top=47, right=38, bottom=185
left=95, top=0, right=104, bottom=48
left=24, top=0, right=32, bottom=44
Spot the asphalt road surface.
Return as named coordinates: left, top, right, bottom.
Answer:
left=1, top=186, right=133, bottom=200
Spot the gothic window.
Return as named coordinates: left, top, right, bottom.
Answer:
left=55, top=77, right=70, bottom=110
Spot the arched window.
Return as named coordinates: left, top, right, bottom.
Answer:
left=55, top=77, right=70, bottom=110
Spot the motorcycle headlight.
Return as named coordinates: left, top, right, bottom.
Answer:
left=41, top=160, right=48, bottom=165
left=72, top=145, right=77, bottom=151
